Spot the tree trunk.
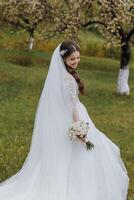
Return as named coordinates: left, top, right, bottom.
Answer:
left=28, top=29, right=34, bottom=51
left=117, top=42, right=131, bottom=95
left=28, top=37, right=34, bottom=51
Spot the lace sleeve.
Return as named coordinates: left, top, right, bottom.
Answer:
left=65, top=74, right=80, bottom=122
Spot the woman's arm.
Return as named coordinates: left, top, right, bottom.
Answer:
left=73, top=106, right=80, bottom=122
left=65, top=74, right=80, bottom=122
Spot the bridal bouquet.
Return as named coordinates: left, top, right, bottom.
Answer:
left=68, top=120, right=94, bottom=151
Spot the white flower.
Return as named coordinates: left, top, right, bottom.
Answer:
left=68, top=120, right=89, bottom=139
left=60, top=49, right=68, bottom=56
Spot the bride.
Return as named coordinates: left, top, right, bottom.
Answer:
left=0, top=40, right=129, bottom=200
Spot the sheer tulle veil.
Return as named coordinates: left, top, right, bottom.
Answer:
left=0, top=44, right=74, bottom=196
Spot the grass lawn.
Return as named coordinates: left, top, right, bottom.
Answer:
left=0, top=50, right=134, bottom=199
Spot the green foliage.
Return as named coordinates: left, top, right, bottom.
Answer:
left=0, top=27, right=121, bottom=59
left=79, top=31, right=133, bottom=60
left=0, top=27, right=28, bottom=50
left=0, top=27, right=134, bottom=63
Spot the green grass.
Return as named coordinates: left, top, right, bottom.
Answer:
left=0, top=51, right=134, bottom=199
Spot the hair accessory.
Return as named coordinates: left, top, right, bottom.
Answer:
left=72, top=45, right=77, bottom=51
left=77, top=44, right=80, bottom=48
left=60, top=49, right=68, bottom=56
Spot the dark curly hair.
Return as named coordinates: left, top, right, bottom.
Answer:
left=60, top=40, right=85, bottom=95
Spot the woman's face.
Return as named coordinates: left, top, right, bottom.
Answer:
left=65, top=51, right=80, bottom=69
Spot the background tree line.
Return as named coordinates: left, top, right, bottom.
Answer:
left=0, top=0, right=134, bottom=95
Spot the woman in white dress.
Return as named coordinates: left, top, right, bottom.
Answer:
left=0, top=40, right=129, bottom=200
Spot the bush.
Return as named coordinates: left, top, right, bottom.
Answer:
left=6, top=54, right=32, bottom=67
left=80, top=39, right=121, bottom=59
left=0, top=49, right=51, bottom=68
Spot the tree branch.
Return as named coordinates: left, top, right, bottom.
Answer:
left=81, top=20, right=106, bottom=28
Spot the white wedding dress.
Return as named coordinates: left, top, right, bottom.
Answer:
left=0, top=44, right=129, bottom=200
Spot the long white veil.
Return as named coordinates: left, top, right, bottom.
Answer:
left=0, top=44, right=74, bottom=199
